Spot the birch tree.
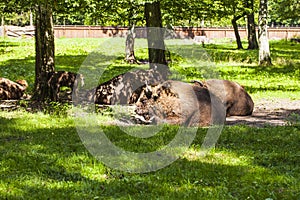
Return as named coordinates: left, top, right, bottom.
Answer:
left=258, top=0, right=272, bottom=66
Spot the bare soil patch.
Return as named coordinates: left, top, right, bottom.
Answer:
left=226, top=98, right=300, bottom=127
left=1, top=98, right=299, bottom=127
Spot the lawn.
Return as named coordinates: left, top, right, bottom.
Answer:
left=1, top=37, right=299, bottom=98
left=0, top=37, right=299, bottom=199
left=1, top=111, right=299, bottom=199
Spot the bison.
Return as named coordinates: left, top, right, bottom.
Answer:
left=86, top=67, right=167, bottom=105
left=192, top=79, right=254, bottom=116
left=47, top=71, right=84, bottom=101
left=134, top=80, right=226, bottom=127
left=0, top=78, right=28, bottom=100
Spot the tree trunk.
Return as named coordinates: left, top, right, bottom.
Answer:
left=125, top=25, right=138, bottom=64
left=246, top=0, right=259, bottom=49
left=247, top=13, right=259, bottom=49
left=144, top=1, right=169, bottom=76
left=258, top=0, right=272, bottom=66
left=33, top=2, right=55, bottom=101
left=232, top=16, right=244, bottom=49
left=30, top=10, right=34, bottom=27
left=1, top=16, right=4, bottom=37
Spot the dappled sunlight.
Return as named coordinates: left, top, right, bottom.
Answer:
left=1, top=37, right=300, bottom=198
left=183, top=149, right=252, bottom=167
left=0, top=110, right=75, bottom=131
left=215, top=64, right=300, bottom=99
left=1, top=37, right=299, bottom=98
left=0, top=109, right=299, bottom=198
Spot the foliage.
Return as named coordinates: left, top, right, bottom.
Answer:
left=1, top=12, right=31, bottom=26
left=53, top=0, right=145, bottom=26
left=215, top=0, right=247, bottom=20
left=269, top=0, right=300, bottom=26
left=160, top=0, right=217, bottom=26
left=0, top=0, right=30, bottom=25
left=1, top=0, right=298, bottom=27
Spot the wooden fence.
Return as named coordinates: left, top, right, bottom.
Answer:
left=1, top=25, right=300, bottom=40
left=1, top=26, right=35, bottom=38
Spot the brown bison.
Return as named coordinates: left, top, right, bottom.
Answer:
left=134, top=80, right=226, bottom=127
left=0, top=78, right=28, bottom=100
left=192, top=79, right=254, bottom=116
left=48, top=71, right=84, bottom=101
left=86, top=67, right=167, bottom=105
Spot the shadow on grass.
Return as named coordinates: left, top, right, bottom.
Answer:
left=0, top=52, right=136, bottom=93
left=0, top=39, right=299, bottom=95
left=0, top=114, right=299, bottom=199
left=217, top=63, right=300, bottom=94
left=168, top=43, right=257, bottom=64
left=0, top=40, right=20, bottom=48
left=8, top=158, right=297, bottom=199
left=217, top=125, right=300, bottom=176
left=252, top=64, right=300, bottom=81
left=204, top=40, right=299, bottom=64
left=0, top=57, right=35, bottom=80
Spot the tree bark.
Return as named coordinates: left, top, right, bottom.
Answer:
left=246, top=0, right=259, bottom=49
left=232, top=15, right=244, bottom=49
left=125, top=25, right=138, bottom=64
left=258, top=0, right=272, bottom=66
left=33, top=2, right=55, bottom=101
left=30, top=10, right=34, bottom=27
left=144, top=1, right=169, bottom=75
left=247, top=13, right=259, bottom=49
left=1, top=16, right=4, bottom=37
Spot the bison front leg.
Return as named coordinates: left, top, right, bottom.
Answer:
left=52, top=85, right=60, bottom=101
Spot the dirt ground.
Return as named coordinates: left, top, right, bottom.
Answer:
left=1, top=98, right=299, bottom=127
left=226, top=98, right=300, bottom=127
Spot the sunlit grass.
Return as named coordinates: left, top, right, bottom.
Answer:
left=0, top=37, right=300, bottom=199
left=1, top=37, right=299, bottom=99
left=0, top=110, right=299, bottom=199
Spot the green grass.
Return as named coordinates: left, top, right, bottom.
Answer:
left=0, top=37, right=300, bottom=199
left=166, top=39, right=300, bottom=100
left=0, top=111, right=299, bottom=199
left=0, top=38, right=300, bottom=99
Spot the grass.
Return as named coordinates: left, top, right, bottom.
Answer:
left=0, top=38, right=300, bottom=99
left=0, top=111, right=299, bottom=199
left=166, top=39, right=300, bottom=100
left=0, top=37, right=300, bottom=199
